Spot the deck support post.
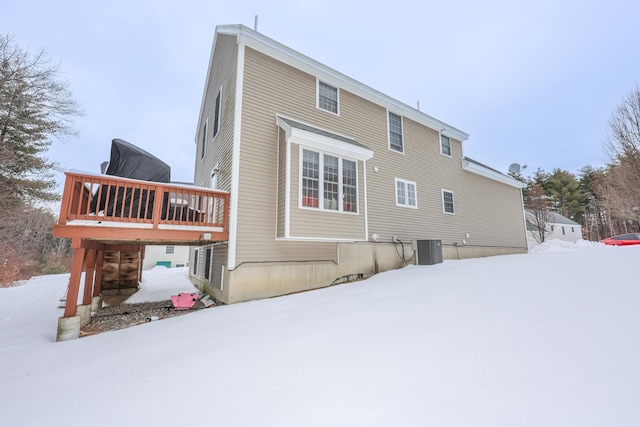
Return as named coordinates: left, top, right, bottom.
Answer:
left=82, top=249, right=96, bottom=305
left=63, top=243, right=86, bottom=318
left=57, top=239, right=87, bottom=341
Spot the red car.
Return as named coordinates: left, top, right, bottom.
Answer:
left=601, top=233, right=640, bottom=246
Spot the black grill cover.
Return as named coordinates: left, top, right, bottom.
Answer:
left=90, top=139, right=171, bottom=217
left=105, top=138, right=170, bottom=182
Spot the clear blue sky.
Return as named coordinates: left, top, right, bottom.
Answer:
left=5, top=0, right=640, bottom=184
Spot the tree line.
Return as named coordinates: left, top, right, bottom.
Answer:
left=513, top=87, right=640, bottom=243
left=1, top=34, right=81, bottom=286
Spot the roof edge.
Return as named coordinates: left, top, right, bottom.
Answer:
left=216, top=24, right=469, bottom=142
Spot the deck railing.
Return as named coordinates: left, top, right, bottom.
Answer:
left=56, top=171, right=229, bottom=236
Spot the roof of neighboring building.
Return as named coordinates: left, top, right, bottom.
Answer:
left=525, top=209, right=581, bottom=226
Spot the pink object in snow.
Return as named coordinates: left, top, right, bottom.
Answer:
left=171, top=293, right=198, bottom=310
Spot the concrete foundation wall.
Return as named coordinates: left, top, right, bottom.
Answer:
left=204, top=242, right=524, bottom=304
left=442, top=244, right=527, bottom=260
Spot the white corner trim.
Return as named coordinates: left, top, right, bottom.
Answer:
left=363, top=160, right=369, bottom=241
left=462, top=159, right=526, bottom=188
left=227, top=40, right=245, bottom=270
left=284, top=137, right=291, bottom=238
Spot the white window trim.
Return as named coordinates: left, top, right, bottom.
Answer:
left=316, top=79, right=340, bottom=116
left=442, top=189, right=455, bottom=214
left=200, top=118, right=208, bottom=160
left=213, top=86, right=223, bottom=140
left=387, top=110, right=404, bottom=154
left=298, top=146, right=359, bottom=214
left=440, top=132, right=452, bottom=157
left=395, top=178, right=417, bottom=208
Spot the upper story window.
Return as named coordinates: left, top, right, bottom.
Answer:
left=200, top=119, right=208, bottom=160
left=318, top=81, right=339, bottom=114
left=301, top=148, right=358, bottom=213
left=442, top=189, right=455, bottom=214
left=213, top=88, right=222, bottom=138
left=395, top=178, right=417, bottom=208
left=388, top=111, right=404, bottom=153
left=440, top=134, right=451, bottom=156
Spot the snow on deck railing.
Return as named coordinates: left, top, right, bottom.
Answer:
left=57, top=171, right=229, bottom=231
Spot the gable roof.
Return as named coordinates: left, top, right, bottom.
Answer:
left=199, top=24, right=469, bottom=143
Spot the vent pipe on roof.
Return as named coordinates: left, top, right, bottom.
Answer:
left=254, top=15, right=259, bottom=31
left=417, top=100, right=420, bottom=111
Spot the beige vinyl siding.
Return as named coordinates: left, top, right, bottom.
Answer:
left=366, top=115, right=526, bottom=248
left=194, top=34, right=237, bottom=193
left=191, top=34, right=237, bottom=280
left=287, top=143, right=366, bottom=240
left=235, top=47, right=336, bottom=264
left=235, top=45, right=525, bottom=265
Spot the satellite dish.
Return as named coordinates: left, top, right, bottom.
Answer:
left=508, top=163, right=521, bottom=174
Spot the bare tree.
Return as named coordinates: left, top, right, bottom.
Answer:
left=593, top=86, right=640, bottom=235
left=526, top=184, right=551, bottom=244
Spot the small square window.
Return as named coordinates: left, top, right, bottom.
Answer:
left=442, top=190, right=454, bottom=214
left=388, top=111, right=404, bottom=153
left=318, top=81, right=338, bottom=114
left=440, top=134, right=451, bottom=156
left=165, top=245, right=175, bottom=254
left=396, top=178, right=417, bottom=208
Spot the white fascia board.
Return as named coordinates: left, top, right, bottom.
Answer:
left=218, top=25, right=469, bottom=143
left=462, top=159, right=526, bottom=188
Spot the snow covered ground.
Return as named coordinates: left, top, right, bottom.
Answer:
left=1, top=240, right=639, bottom=426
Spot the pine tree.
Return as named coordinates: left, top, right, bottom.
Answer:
left=0, top=34, right=82, bottom=211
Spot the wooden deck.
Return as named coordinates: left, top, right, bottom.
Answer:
left=53, top=171, right=229, bottom=244
left=53, top=172, right=230, bottom=338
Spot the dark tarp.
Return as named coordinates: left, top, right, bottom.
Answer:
left=104, top=138, right=171, bottom=183
left=90, top=139, right=174, bottom=218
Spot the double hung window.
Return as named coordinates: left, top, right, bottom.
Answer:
left=442, top=190, right=455, bottom=214
left=318, top=81, right=339, bottom=114
left=301, top=148, right=357, bottom=213
left=388, top=111, right=404, bottom=153
left=440, top=134, right=451, bottom=156
left=396, top=178, right=417, bottom=208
